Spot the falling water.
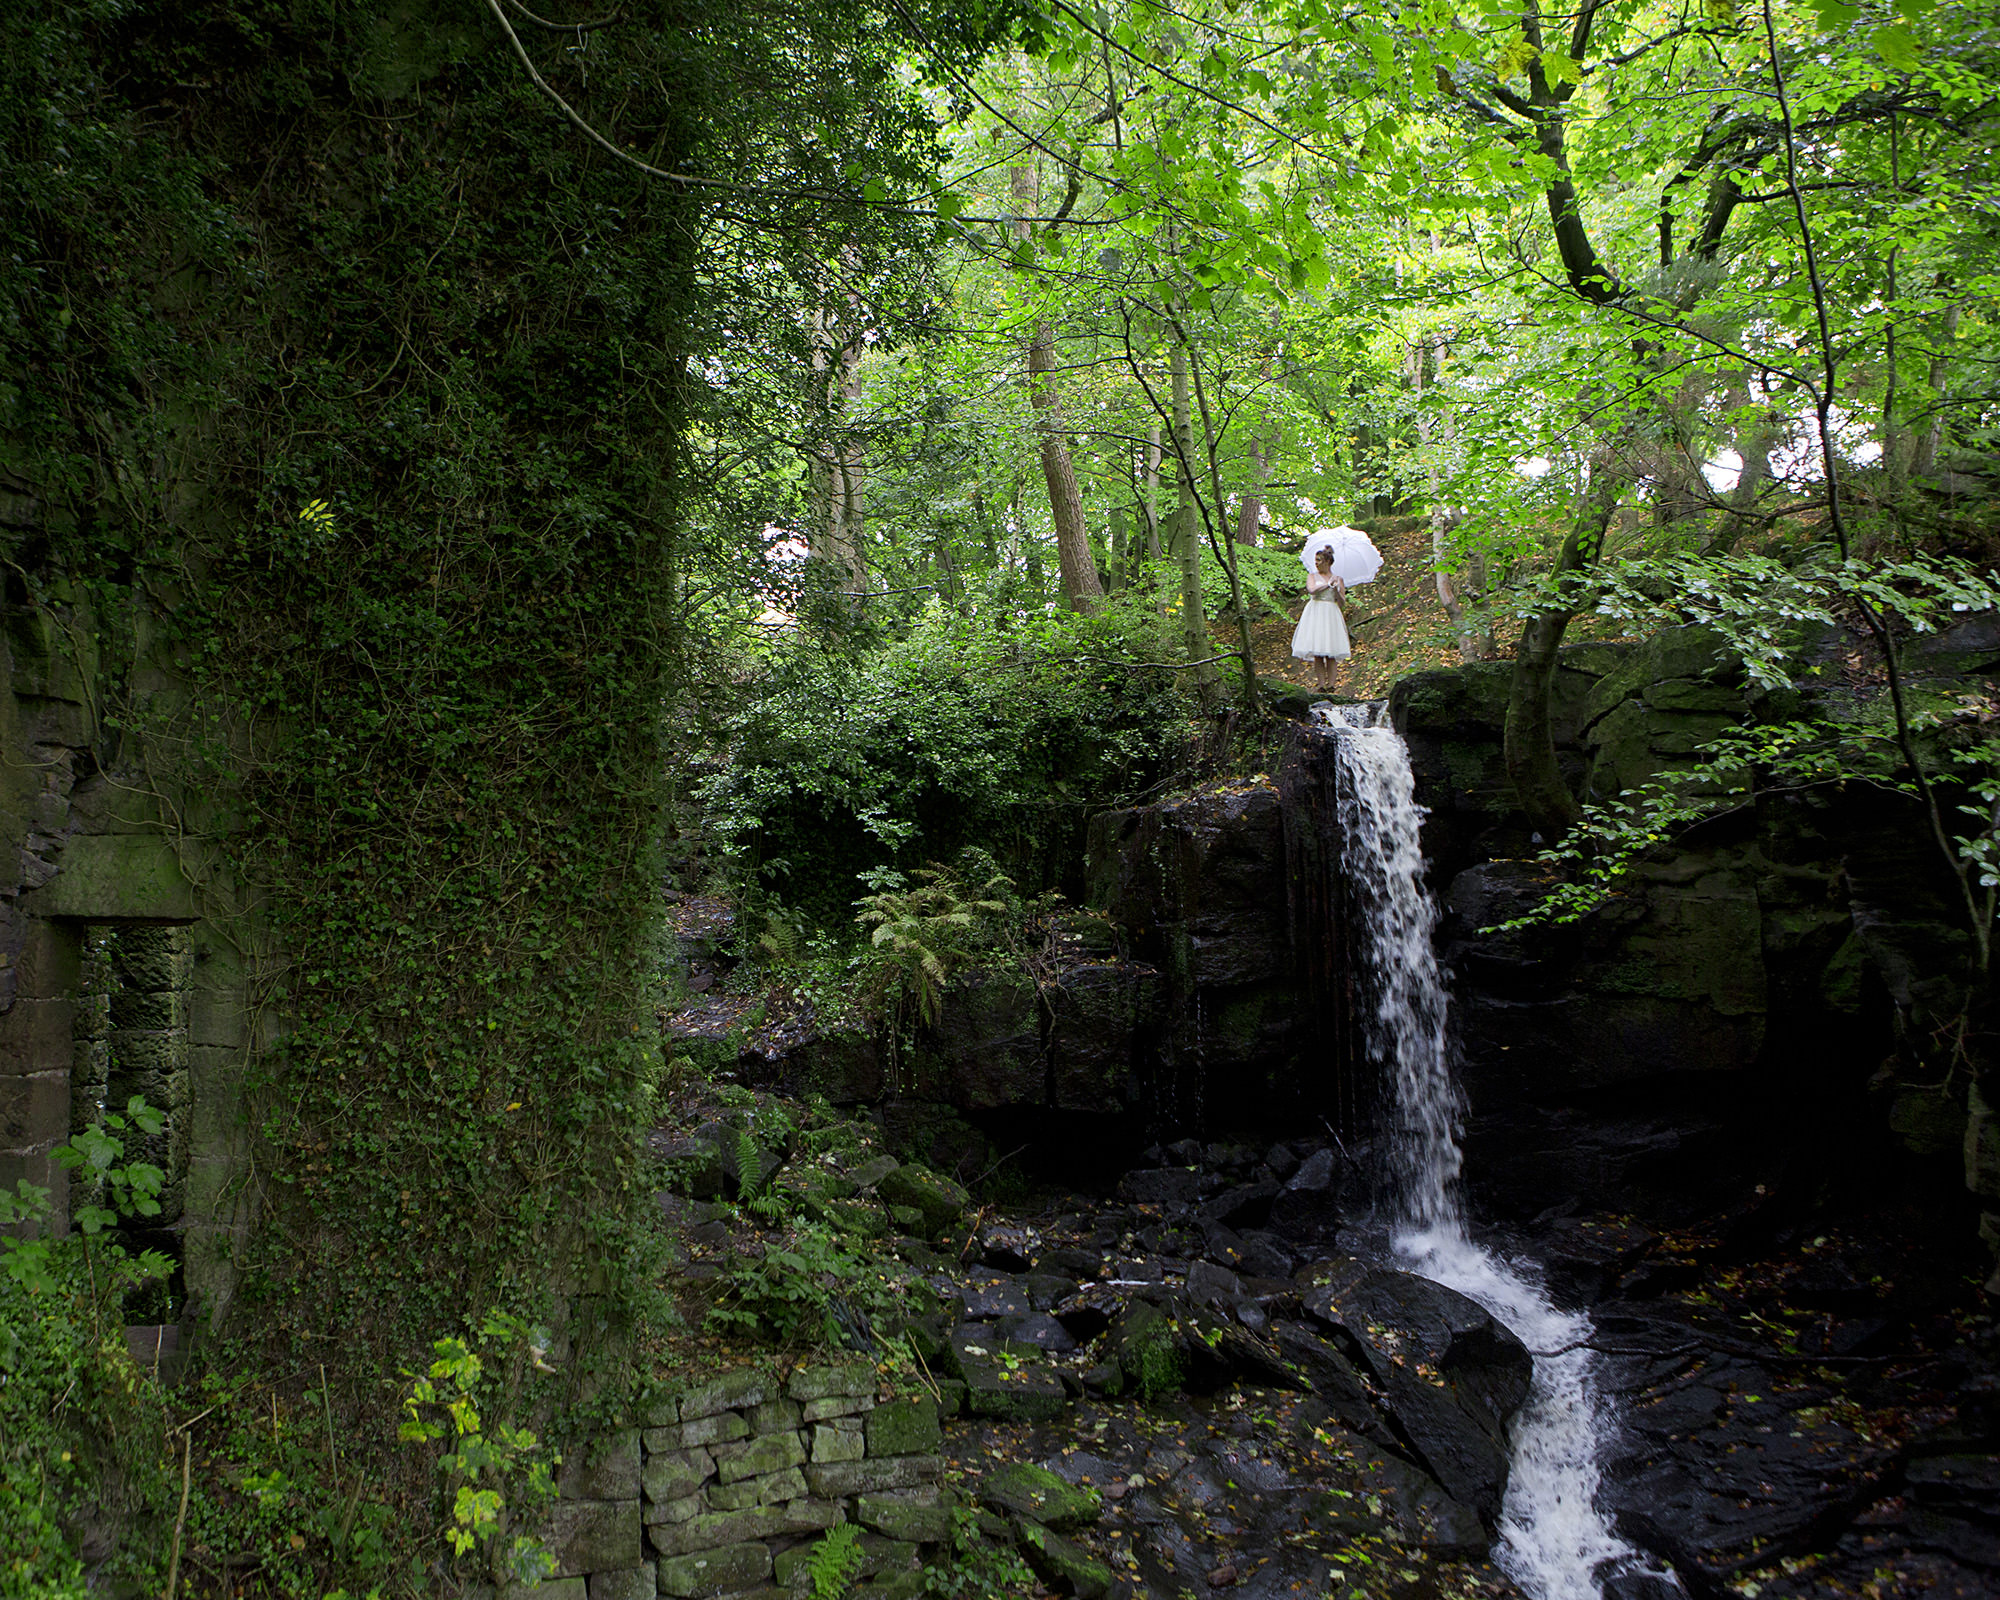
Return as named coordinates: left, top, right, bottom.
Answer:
left=1320, top=703, right=1664, bottom=1600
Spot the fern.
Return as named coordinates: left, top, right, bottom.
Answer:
left=733, top=1127, right=764, bottom=1199
left=854, top=864, right=1013, bottom=1028
left=757, top=911, right=804, bottom=964
left=806, top=1523, right=865, bottom=1599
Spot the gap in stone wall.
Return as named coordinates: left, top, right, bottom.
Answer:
left=74, top=921, right=192, bottom=1325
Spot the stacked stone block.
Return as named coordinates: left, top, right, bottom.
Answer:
left=105, top=924, right=193, bottom=1241
left=510, top=1363, right=948, bottom=1600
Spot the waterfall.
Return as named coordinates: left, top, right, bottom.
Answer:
left=1320, top=702, right=1665, bottom=1600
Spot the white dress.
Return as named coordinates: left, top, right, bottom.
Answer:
left=1291, top=584, right=1351, bottom=660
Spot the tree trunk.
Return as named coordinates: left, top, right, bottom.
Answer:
left=1913, top=296, right=1961, bottom=479
left=1108, top=504, right=1128, bottom=592
left=1182, top=319, right=1263, bottom=716
left=1503, top=470, right=1625, bottom=836
left=1142, top=427, right=1163, bottom=559
left=1706, top=399, right=1781, bottom=555
left=805, top=299, right=866, bottom=592
left=1234, top=434, right=1266, bottom=546
left=1170, top=337, right=1219, bottom=708
left=1012, top=164, right=1103, bottom=614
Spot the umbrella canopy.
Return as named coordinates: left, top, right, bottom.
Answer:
left=1299, top=526, right=1384, bottom=586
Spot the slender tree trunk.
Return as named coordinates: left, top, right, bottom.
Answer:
left=1913, top=296, right=1961, bottom=479
left=1142, top=427, right=1162, bottom=560
left=1504, top=467, right=1625, bottom=836
left=1706, top=399, right=1781, bottom=555
left=1012, top=164, right=1103, bottom=614
left=1411, top=321, right=1492, bottom=661
left=1108, top=504, right=1128, bottom=593
left=1235, top=434, right=1266, bottom=547
left=1181, top=319, right=1263, bottom=715
left=1170, top=336, right=1219, bottom=708
left=805, top=299, right=866, bottom=592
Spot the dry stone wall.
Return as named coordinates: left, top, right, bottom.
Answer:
left=489, top=1363, right=948, bottom=1600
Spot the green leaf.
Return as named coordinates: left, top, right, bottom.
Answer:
left=1871, top=22, right=1919, bottom=67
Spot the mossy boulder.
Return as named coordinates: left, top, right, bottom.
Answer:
left=875, top=1163, right=969, bottom=1233
left=1013, top=1519, right=1113, bottom=1599
left=1104, top=1299, right=1185, bottom=1398
left=976, top=1462, right=1101, bottom=1532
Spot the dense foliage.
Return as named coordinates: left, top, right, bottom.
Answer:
left=2, top=0, right=1997, bottom=1590
left=697, top=594, right=1188, bottom=930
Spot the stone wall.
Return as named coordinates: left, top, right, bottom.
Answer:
left=487, top=1364, right=948, bottom=1600
left=0, top=579, right=269, bottom=1330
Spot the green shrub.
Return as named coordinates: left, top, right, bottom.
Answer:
left=696, top=595, right=1187, bottom=931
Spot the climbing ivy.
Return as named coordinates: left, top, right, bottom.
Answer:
left=0, top=0, right=1004, bottom=1557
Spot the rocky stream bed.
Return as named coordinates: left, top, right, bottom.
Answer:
left=653, top=1095, right=2000, bottom=1600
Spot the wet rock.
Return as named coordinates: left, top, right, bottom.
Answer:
left=1051, top=1289, right=1116, bottom=1344
left=1234, top=1232, right=1295, bottom=1280
left=977, top=1462, right=1102, bottom=1532
left=979, top=1222, right=1038, bottom=1271
left=1302, top=1269, right=1531, bottom=1524
left=1345, top=1435, right=1488, bottom=1558
left=664, top=1119, right=787, bottom=1201
left=1272, top=1323, right=1390, bottom=1446
left=1267, top=1149, right=1344, bottom=1243
left=848, top=1155, right=900, bottom=1189
left=1537, top=1217, right=1658, bottom=1307
left=999, top=1313, right=1078, bottom=1355
left=1264, top=1144, right=1299, bottom=1183
left=1594, top=1303, right=1899, bottom=1586
left=1104, top=1300, right=1186, bottom=1398
left=1013, top=1519, right=1113, bottom=1599
left=927, top=970, right=1042, bottom=1109
left=875, top=1163, right=969, bottom=1234
left=1117, top=1168, right=1204, bottom=1209
left=1185, top=1260, right=1243, bottom=1309
left=1008, top=1273, right=1072, bottom=1312
left=1201, top=1178, right=1279, bottom=1230
left=961, top=1275, right=1032, bottom=1319
left=948, top=1326, right=1069, bottom=1422
left=1198, top=1219, right=1248, bottom=1271
left=1041, top=1246, right=1101, bottom=1279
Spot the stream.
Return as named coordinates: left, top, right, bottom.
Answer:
left=1323, top=703, right=1666, bottom=1600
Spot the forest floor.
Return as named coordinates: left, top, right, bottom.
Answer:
left=1231, top=515, right=1478, bottom=700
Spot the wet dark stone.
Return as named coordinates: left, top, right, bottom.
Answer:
left=1301, top=1269, right=1532, bottom=1525
left=980, top=1222, right=1039, bottom=1271
left=1000, top=1312, right=1080, bottom=1355
left=1117, top=1167, right=1204, bottom=1209
left=1202, top=1177, right=1280, bottom=1230
left=1186, top=1260, right=1243, bottom=1308
left=1229, top=1231, right=1293, bottom=1281
left=1272, top=1322, right=1388, bottom=1446
left=1267, top=1149, right=1345, bottom=1244
left=1040, top=1245, right=1102, bottom=1279
left=1198, top=1218, right=1247, bottom=1270
left=1264, top=1144, right=1299, bottom=1182
left=1022, top=1272, right=1079, bottom=1311
left=1594, top=1301, right=1901, bottom=1586
left=962, top=1274, right=1034, bottom=1319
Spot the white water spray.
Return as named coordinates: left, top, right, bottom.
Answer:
left=1321, top=703, right=1662, bottom=1600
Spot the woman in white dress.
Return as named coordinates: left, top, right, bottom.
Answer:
left=1291, top=545, right=1351, bottom=688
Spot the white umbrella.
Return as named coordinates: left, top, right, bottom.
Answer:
left=1299, top=526, right=1384, bottom=586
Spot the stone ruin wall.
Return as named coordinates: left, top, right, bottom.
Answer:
left=505, top=1362, right=949, bottom=1600
left=0, top=580, right=267, bottom=1340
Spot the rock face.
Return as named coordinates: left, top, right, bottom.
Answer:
left=1393, top=621, right=1997, bottom=1223
left=715, top=618, right=1997, bottom=1241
